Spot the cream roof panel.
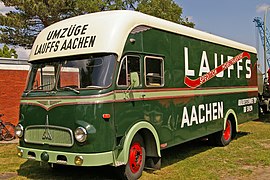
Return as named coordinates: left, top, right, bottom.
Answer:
left=29, top=10, right=256, bottom=62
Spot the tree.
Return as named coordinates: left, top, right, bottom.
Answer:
left=0, top=0, right=194, bottom=49
left=0, top=0, right=82, bottom=48
left=137, top=0, right=194, bottom=27
left=0, top=44, right=18, bottom=58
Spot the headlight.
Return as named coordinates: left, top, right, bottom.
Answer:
left=74, top=127, right=87, bottom=142
left=15, top=124, right=24, bottom=138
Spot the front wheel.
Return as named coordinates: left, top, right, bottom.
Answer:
left=1, top=122, right=15, bottom=141
left=119, top=134, right=145, bottom=180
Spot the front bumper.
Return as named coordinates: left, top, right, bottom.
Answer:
left=17, top=146, right=114, bottom=166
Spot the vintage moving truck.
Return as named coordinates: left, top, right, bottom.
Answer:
left=16, top=10, right=258, bottom=179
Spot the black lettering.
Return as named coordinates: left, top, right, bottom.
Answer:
left=66, top=39, right=72, bottom=49
left=47, top=31, right=53, bottom=40
left=83, top=36, right=90, bottom=48
left=60, top=28, right=68, bottom=38
left=81, top=24, right=89, bottom=35
left=60, top=39, right=67, bottom=51
left=52, top=29, right=62, bottom=39
left=34, top=44, right=40, bottom=55
left=54, top=41, right=60, bottom=52
left=72, top=38, right=78, bottom=49
left=49, top=41, right=56, bottom=52
left=45, top=41, right=52, bottom=53
left=39, top=44, right=43, bottom=54
left=41, top=43, right=47, bottom=54
left=78, top=37, right=85, bottom=48
left=89, top=36, right=96, bottom=47
left=67, top=25, right=76, bottom=37
left=74, top=25, right=82, bottom=36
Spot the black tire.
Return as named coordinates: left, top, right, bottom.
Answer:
left=214, top=119, right=233, bottom=146
left=48, top=163, right=66, bottom=170
left=120, top=134, right=146, bottom=180
left=1, top=122, right=15, bottom=141
left=262, top=104, right=268, bottom=114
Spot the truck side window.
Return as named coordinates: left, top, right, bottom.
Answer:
left=118, top=56, right=140, bottom=86
left=145, top=56, right=164, bottom=87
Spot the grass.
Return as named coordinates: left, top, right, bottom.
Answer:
left=141, top=116, right=270, bottom=180
left=1, top=115, right=270, bottom=179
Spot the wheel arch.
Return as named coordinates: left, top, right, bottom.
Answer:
left=116, top=121, right=161, bottom=164
left=224, top=109, right=238, bottom=139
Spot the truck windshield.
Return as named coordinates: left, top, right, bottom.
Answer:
left=26, top=54, right=116, bottom=92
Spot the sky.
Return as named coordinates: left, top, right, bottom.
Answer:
left=1, top=1, right=270, bottom=61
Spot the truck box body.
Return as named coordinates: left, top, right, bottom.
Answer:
left=16, top=11, right=258, bottom=175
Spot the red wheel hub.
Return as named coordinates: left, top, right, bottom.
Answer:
left=223, top=120, right=231, bottom=141
left=129, top=142, right=143, bottom=173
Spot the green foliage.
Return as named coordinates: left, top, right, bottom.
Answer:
left=137, top=0, right=194, bottom=27
left=0, top=44, right=18, bottom=58
left=0, top=0, right=194, bottom=49
left=0, top=0, right=80, bottom=48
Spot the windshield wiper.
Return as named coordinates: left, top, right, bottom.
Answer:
left=61, top=86, right=80, bottom=94
left=37, top=83, right=53, bottom=89
left=25, top=83, right=53, bottom=96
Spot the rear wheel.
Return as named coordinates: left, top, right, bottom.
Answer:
left=120, top=134, right=145, bottom=180
left=1, top=122, right=15, bottom=141
left=215, top=119, right=233, bottom=146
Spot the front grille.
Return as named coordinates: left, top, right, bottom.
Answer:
left=24, top=125, right=74, bottom=147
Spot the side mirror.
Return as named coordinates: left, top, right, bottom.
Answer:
left=130, top=72, right=140, bottom=88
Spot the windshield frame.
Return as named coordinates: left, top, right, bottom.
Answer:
left=25, top=53, right=117, bottom=93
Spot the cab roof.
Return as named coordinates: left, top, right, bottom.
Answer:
left=29, top=10, right=256, bottom=62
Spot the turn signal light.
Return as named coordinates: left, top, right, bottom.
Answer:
left=17, top=149, right=23, bottom=157
left=74, top=155, right=83, bottom=166
left=102, top=114, right=111, bottom=119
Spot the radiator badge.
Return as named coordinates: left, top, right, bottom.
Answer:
left=42, top=115, right=52, bottom=140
